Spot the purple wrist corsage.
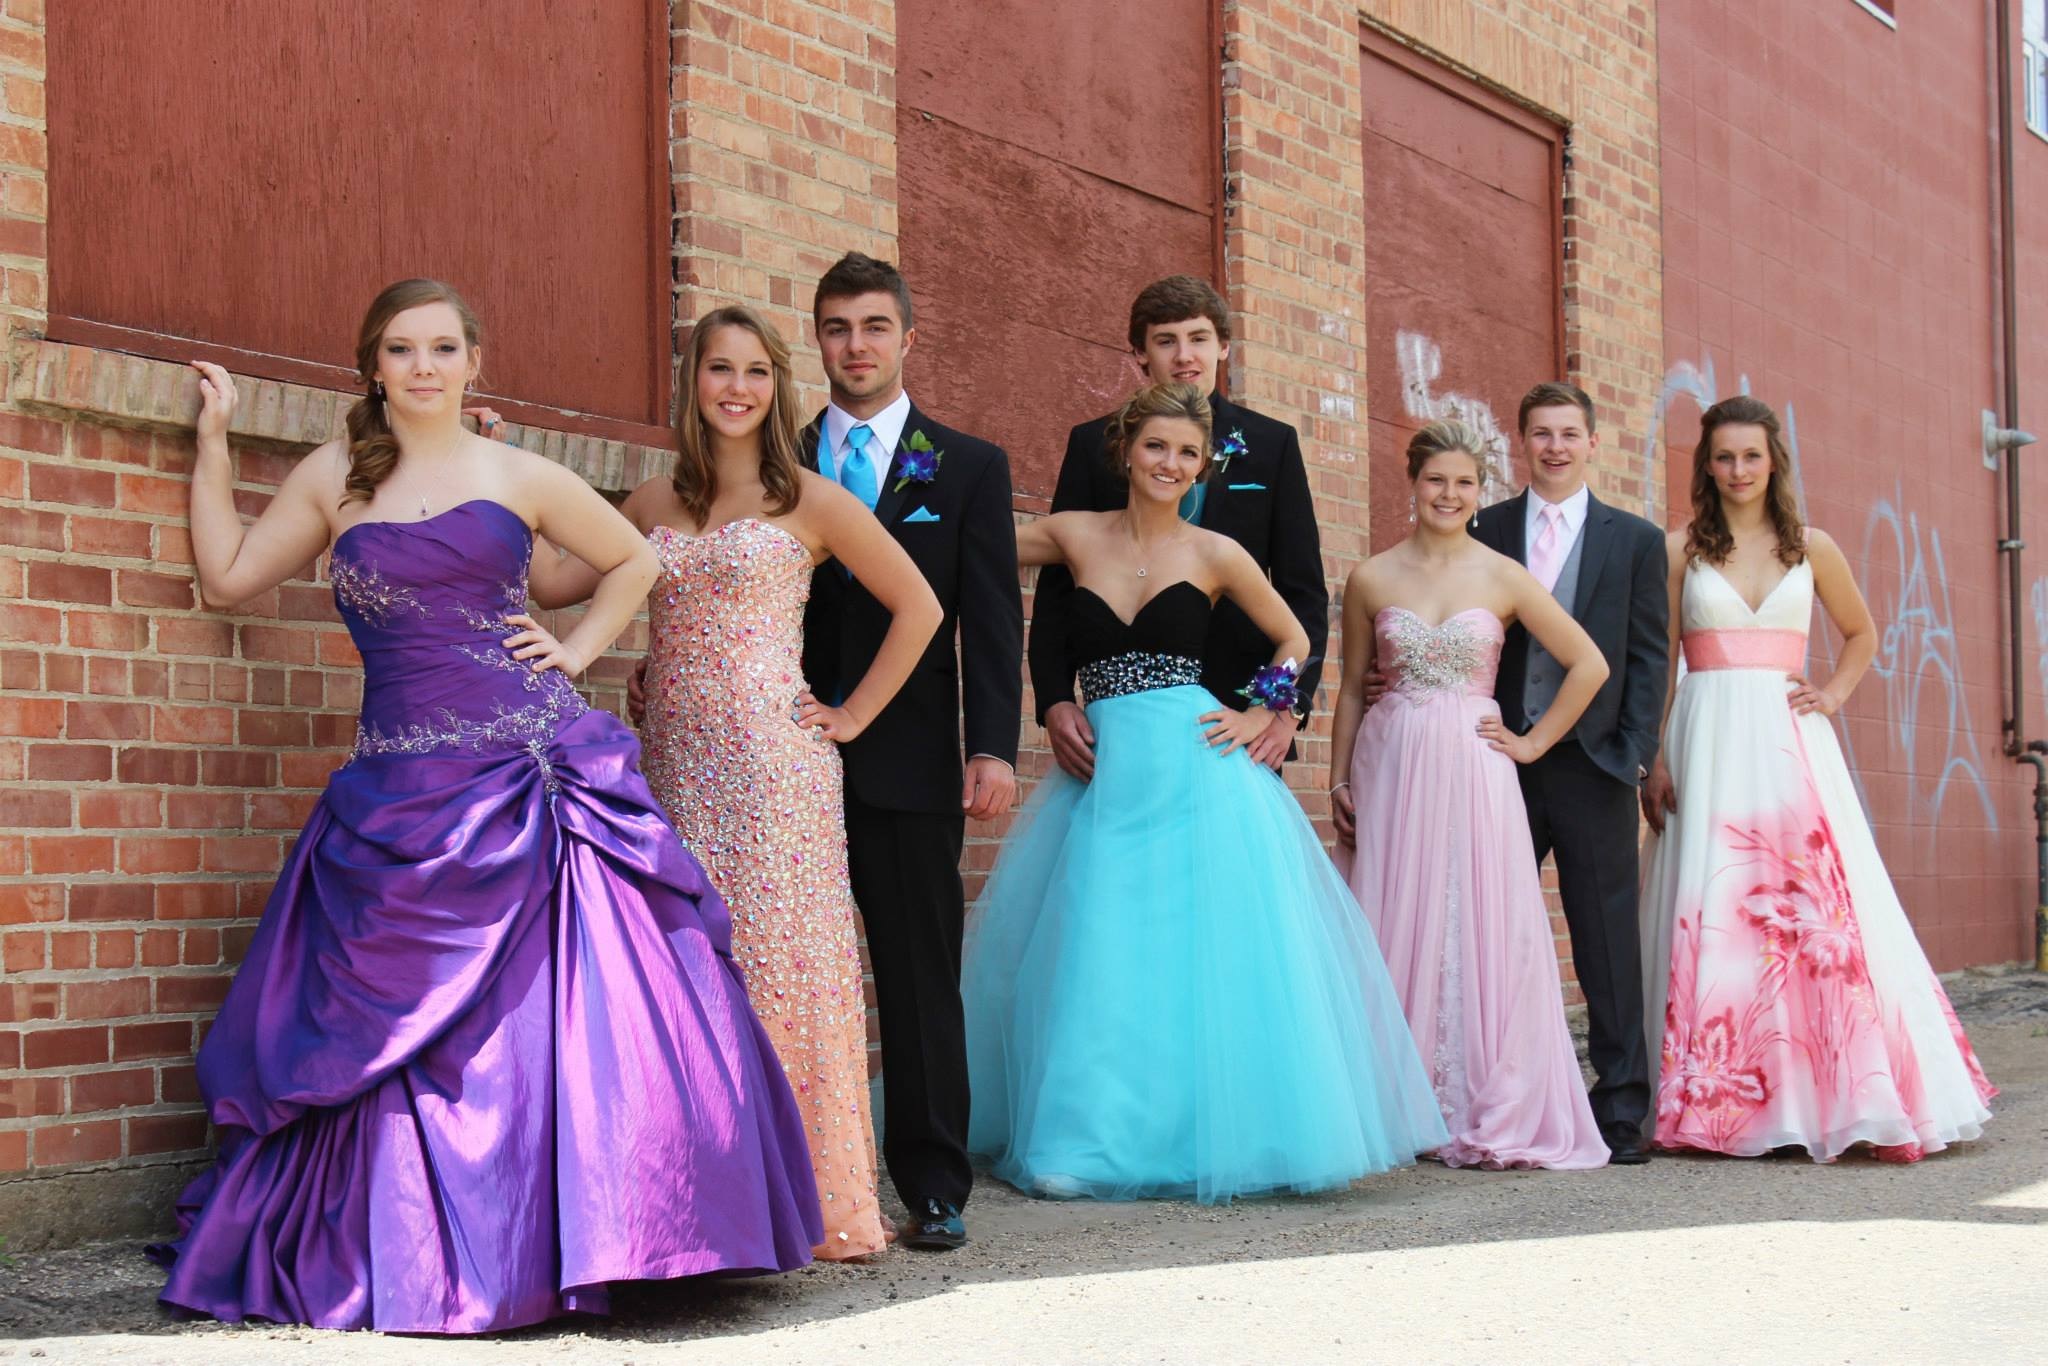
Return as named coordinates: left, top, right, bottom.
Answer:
left=1238, top=657, right=1304, bottom=714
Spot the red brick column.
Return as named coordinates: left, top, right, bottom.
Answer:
left=670, top=0, right=900, bottom=394
left=1220, top=0, right=1375, bottom=801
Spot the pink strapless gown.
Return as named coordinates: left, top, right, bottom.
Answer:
left=1345, top=607, right=1608, bottom=1170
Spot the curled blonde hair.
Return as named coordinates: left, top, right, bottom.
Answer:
left=1103, top=382, right=1214, bottom=478
left=1404, top=418, right=1492, bottom=482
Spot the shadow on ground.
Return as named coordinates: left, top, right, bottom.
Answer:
left=2, top=967, right=2041, bottom=1352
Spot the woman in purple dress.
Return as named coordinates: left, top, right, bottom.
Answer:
left=151, top=280, right=822, bottom=1333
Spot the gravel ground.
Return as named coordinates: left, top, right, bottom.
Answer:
left=3, top=966, right=2043, bottom=1365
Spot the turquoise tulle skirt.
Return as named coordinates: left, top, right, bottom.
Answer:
left=962, top=684, right=1448, bottom=1203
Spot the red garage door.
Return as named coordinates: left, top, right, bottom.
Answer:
left=47, top=1, right=673, bottom=442
left=897, top=0, right=1220, bottom=500
left=1360, top=29, right=1564, bottom=551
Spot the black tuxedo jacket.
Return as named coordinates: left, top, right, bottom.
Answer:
left=801, top=405, right=1023, bottom=815
left=1029, top=393, right=1329, bottom=722
left=1469, top=490, right=1669, bottom=786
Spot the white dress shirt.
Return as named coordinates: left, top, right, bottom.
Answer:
left=1524, top=482, right=1591, bottom=569
left=820, top=389, right=913, bottom=484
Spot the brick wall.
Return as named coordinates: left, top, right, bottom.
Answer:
left=670, top=0, right=899, bottom=392
left=1220, top=0, right=1375, bottom=804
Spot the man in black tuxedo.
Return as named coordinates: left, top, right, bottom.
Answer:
left=1466, top=381, right=1668, bottom=1163
left=797, top=253, right=1022, bottom=1248
left=1031, top=276, right=1327, bottom=775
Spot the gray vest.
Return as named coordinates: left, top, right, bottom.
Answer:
left=1522, top=521, right=1588, bottom=725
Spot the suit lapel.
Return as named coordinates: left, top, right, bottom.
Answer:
left=1571, top=494, right=1616, bottom=619
left=1197, top=394, right=1242, bottom=530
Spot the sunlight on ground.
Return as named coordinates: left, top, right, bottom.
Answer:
left=17, top=1220, right=2042, bottom=1365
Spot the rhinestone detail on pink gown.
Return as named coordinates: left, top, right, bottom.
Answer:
left=639, top=517, right=886, bottom=1258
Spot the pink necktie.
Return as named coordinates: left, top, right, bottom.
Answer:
left=1529, top=503, right=1565, bottom=593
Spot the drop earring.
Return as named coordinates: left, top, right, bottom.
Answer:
left=1407, top=493, right=1417, bottom=525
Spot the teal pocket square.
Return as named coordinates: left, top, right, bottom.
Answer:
left=903, top=506, right=941, bottom=523
left=1227, top=482, right=1266, bottom=491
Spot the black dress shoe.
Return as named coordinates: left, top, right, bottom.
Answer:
left=900, top=1197, right=967, bottom=1251
left=1602, top=1125, right=1651, bottom=1165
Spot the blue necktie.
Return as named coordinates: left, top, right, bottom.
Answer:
left=1180, top=483, right=1207, bottom=524
left=839, top=423, right=878, bottom=510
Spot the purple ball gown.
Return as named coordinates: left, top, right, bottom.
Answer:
left=152, top=500, right=823, bottom=1334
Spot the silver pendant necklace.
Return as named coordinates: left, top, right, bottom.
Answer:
left=1129, top=520, right=1186, bottom=578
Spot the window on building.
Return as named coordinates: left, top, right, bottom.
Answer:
left=46, top=1, right=675, bottom=444
left=2027, top=0, right=2048, bottom=139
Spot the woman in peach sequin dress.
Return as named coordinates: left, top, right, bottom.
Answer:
left=529, top=305, right=941, bottom=1258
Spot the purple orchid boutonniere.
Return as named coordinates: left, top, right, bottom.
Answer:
left=1214, top=427, right=1248, bottom=474
left=891, top=429, right=943, bottom=492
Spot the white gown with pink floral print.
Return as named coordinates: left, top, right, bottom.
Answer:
left=1640, top=559, right=1994, bottom=1161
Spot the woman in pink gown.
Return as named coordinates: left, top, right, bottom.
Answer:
left=1331, top=419, right=1611, bottom=1170
left=1639, top=396, right=1994, bottom=1161
left=529, top=305, right=943, bottom=1255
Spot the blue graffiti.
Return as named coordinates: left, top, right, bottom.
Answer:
left=1861, top=488, right=1998, bottom=833
left=2034, top=576, right=2048, bottom=733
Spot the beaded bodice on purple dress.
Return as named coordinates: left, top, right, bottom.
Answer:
left=331, top=500, right=587, bottom=783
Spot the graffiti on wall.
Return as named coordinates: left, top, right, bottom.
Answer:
left=2035, top=576, right=2048, bottom=734
left=1861, top=488, right=2000, bottom=833
left=1643, top=356, right=1800, bottom=528
left=1395, top=329, right=1518, bottom=506
left=1646, top=357, right=1996, bottom=836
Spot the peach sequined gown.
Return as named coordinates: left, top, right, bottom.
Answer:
left=639, top=517, right=886, bottom=1259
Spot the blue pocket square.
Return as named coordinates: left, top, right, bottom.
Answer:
left=1227, top=482, right=1266, bottom=491
left=903, top=506, right=941, bottom=524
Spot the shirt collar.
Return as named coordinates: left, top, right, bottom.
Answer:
left=823, top=390, right=913, bottom=463
left=1528, top=483, right=1590, bottom=533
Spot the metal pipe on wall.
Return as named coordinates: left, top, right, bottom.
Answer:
left=1991, top=0, right=2047, bottom=969
left=1996, top=0, right=2024, bottom=758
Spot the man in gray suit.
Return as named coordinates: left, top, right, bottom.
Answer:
left=1466, top=381, right=1668, bottom=1163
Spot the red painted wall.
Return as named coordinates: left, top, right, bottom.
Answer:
left=46, top=1, right=672, bottom=439
left=1657, top=0, right=2048, bottom=967
left=895, top=0, right=1219, bottom=500
left=1358, top=33, right=1563, bottom=551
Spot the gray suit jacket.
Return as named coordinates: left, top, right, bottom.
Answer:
left=1470, top=490, right=1670, bottom=785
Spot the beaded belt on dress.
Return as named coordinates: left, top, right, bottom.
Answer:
left=1681, top=628, right=1805, bottom=673
left=1078, top=651, right=1203, bottom=705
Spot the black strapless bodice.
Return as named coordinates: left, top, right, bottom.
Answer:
left=1069, top=582, right=1212, bottom=705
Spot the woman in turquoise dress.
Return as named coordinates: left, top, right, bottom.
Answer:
left=962, top=383, right=1446, bottom=1203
